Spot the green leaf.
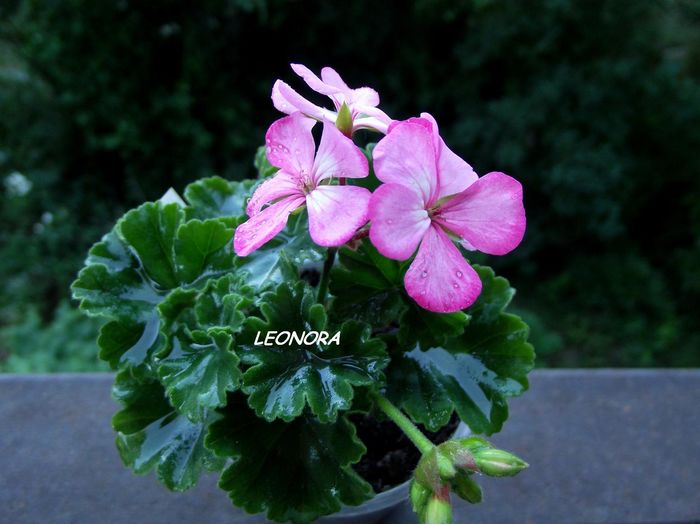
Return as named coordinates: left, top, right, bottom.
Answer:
left=72, top=230, right=165, bottom=322
left=97, top=312, right=162, bottom=370
left=118, top=202, right=183, bottom=289
left=238, top=281, right=388, bottom=422
left=329, top=240, right=407, bottom=327
left=183, top=176, right=255, bottom=219
left=72, top=202, right=238, bottom=372
left=72, top=202, right=236, bottom=323
left=173, top=218, right=236, bottom=283
left=157, top=329, right=242, bottom=421
left=466, top=265, right=516, bottom=324
left=157, top=287, right=199, bottom=337
left=193, top=273, right=254, bottom=331
left=206, top=395, right=372, bottom=523
left=397, top=307, right=470, bottom=349
left=238, top=211, right=324, bottom=289
left=387, top=267, right=534, bottom=434
left=112, top=370, right=224, bottom=491
left=254, top=145, right=279, bottom=179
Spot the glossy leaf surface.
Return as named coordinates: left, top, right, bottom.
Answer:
left=158, top=329, right=243, bottom=421
left=112, top=370, right=224, bottom=491
left=238, top=281, right=388, bottom=422
left=387, top=266, right=534, bottom=434
left=207, top=395, right=372, bottom=523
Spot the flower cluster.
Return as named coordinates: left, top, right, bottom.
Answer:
left=235, top=64, right=526, bottom=313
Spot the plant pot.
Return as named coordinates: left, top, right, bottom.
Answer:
left=316, top=422, right=470, bottom=524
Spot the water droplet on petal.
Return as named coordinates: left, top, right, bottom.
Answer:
left=456, top=271, right=463, bottom=278
left=387, top=219, right=394, bottom=224
left=421, top=271, right=428, bottom=278
left=453, top=283, right=459, bottom=289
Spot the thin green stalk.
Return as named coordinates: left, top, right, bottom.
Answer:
left=371, top=391, right=434, bottom=455
left=316, top=247, right=337, bottom=304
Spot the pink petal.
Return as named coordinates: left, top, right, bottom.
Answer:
left=306, top=185, right=371, bottom=246
left=373, top=120, right=439, bottom=206
left=353, top=106, right=393, bottom=134
left=353, top=116, right=391, bottom=134
left=234, top=195, right=305, bottom=257
left=348, top=87, right=380, bottom=108
left=290, top=63, right=341, bottom=96
left=404, top=224, right=482, bottom=313
left=272, top=80, right=334, bottom=121
left=435, top=172, right=526, bottom=256
left=369, top=183, right=430, bottom=260
left=246, top=171, right=303, bottom=217
left=271, top=80, right=296, bottom=115
left=265, top=113, right=317, bottom=177
left=312, top=121, right=369, bottom=184
left=320, top=67, right=350, bottom=91
left=420, top=112, right=478, bottom=198
left=356, top=105, right=392, bottom=122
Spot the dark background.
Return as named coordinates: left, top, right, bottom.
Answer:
left=1, top=0, right=699, bottom=371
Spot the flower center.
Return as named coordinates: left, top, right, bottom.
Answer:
left=299, top=172, right=314, bottom=194
left=427, top=205, right=442, bottom=220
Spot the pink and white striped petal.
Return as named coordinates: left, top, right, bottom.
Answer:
left=404, top=224, right=482, bottom=313
left=246, top=171, right=303, bottom=217
left=306, top=185, right=371, bottom=247
left=271, top=81, right=335, bottom=122
left=265, top=113, right=317, bottom=178
left=312, top=122, right=369, bottom=184
left=419, top=113, right=478, bottom=199
left=320, top=67, right=350, bottom=91
left=233, top=195, right=305, bottom=257
left=369, top=183, right=430, bottom=260
left=435, top=171, right=526, bottom=256
left=353, top=116, right=391, bottom=134
left=348, top=87, right=380, bottom=108
left=373, top=120, right=439, bottom=206
left=290, top=63, right=342, bottom=96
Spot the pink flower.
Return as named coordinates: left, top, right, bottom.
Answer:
left=234, top=113, right=371, bottom=256
left=369, top=114, right=526, bottom=313
left=272, top=63, right=392, bottom=135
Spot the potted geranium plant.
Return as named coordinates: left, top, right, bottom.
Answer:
left=72, top=64, right=534, bottom=524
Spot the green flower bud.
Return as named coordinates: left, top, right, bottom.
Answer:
left=451, top=471, right=483, bottom=504
left=436, top=450, right=457, bottom=480
left=456, top=436, right=492, bottom=454
left=423, top=493, right=452, bottom=524
left=335, top=102, right=353, bottom=137
left=473, top=448, right=529, bottom=477
left=410, top=480, right=430, bottom=513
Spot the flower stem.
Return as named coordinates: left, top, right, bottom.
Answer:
left=371, top=391, right=434, bottom=455
left=316, top=247, right=337, bottom=304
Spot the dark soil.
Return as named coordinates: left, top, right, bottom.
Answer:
left=350, top=413, right=459, bottom=493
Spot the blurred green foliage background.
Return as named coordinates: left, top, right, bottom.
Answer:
left=1, top=0, right=699, bottom=371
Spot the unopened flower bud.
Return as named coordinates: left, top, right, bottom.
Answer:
left=436, top=450, right=457, bottom=480
left=473, top=448, right=529, bottom=477
left=451, top=471, right=482, bottom=504
left=335, top=102, right=353, bottom=137
left=423, top=493, right=452, bottom=524
left=456, top=436, right=491, bottom=453
left=410, top=480, right=430, bottom=513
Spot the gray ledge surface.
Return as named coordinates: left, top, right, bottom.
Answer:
left=1, top=369, right=699, bottom=524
